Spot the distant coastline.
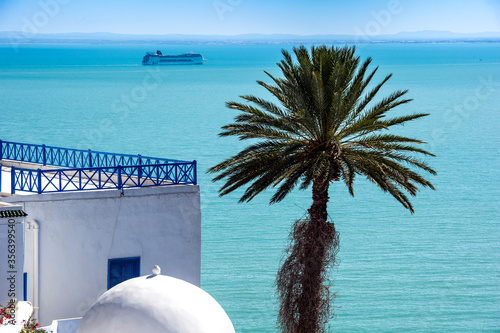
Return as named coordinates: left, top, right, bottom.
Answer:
left=1, top=30, right=500, bottom=45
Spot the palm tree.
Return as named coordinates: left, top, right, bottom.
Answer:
left=208, top=45, right=435, bottom=332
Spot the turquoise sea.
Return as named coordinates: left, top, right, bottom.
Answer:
left=1, top=42, right=499, bottom=332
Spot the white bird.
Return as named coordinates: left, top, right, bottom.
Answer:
left=152, top=265, right=161, bottom=275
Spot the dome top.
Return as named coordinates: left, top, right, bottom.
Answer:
left=76, top=270, right=235, bottom=333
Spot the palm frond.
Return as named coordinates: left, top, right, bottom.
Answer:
left=209, top=44, right=435, bottom=213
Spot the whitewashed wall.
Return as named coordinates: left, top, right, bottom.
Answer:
left=1, top=185, right=201, bottom=325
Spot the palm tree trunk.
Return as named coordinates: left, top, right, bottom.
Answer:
left=276, top=177, right=339, bottom=332
left=309, top=177, right=330, bottom=225
left=296, top=177, right=337, bottom=332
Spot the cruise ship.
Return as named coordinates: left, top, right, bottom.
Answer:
left=142, top=50, right=204, bottom=65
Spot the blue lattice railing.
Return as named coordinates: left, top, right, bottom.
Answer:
left=0, top=140, right=197, bottom=194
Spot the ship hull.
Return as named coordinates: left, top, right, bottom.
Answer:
left=142, top=52, right=204, bottom=65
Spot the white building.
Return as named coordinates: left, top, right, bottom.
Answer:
left=0, top=140, right=201, bottom=326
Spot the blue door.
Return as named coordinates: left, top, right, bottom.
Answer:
left=107, top=257, right=140, bottom=289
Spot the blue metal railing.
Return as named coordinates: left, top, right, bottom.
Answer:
left=0, top=140, right=196, bottom=194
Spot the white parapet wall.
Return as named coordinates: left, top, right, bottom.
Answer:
left=43, top=317, right=82, bottom=333
left=0, top=184, right=201, bottom=326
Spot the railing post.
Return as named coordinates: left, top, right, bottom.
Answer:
left=117, top=166, right=122, bottom=189
left=174, top=164, right=178, bottom=184
left=0, top=139, right=3, bottom=160
left=37, top=168, right=42, bottom=194
left=88, top=149, right=92, bottom=168
left=11, top=165, right=15, bottom=194
left=193, top=160, right=197, bottom=185
left=98, top=168, right=102, bottom=189
left=42, top=144, right=47, bottom=166
left=138, top=154, right=142, bottom=184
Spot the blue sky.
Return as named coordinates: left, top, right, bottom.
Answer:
left=0, top=0, right=499, bottom=35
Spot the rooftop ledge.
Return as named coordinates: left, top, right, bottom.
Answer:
left=0, top=140, right=197, bottom=196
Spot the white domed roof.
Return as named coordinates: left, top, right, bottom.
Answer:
left=76, top=273, right=235, bottom=333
